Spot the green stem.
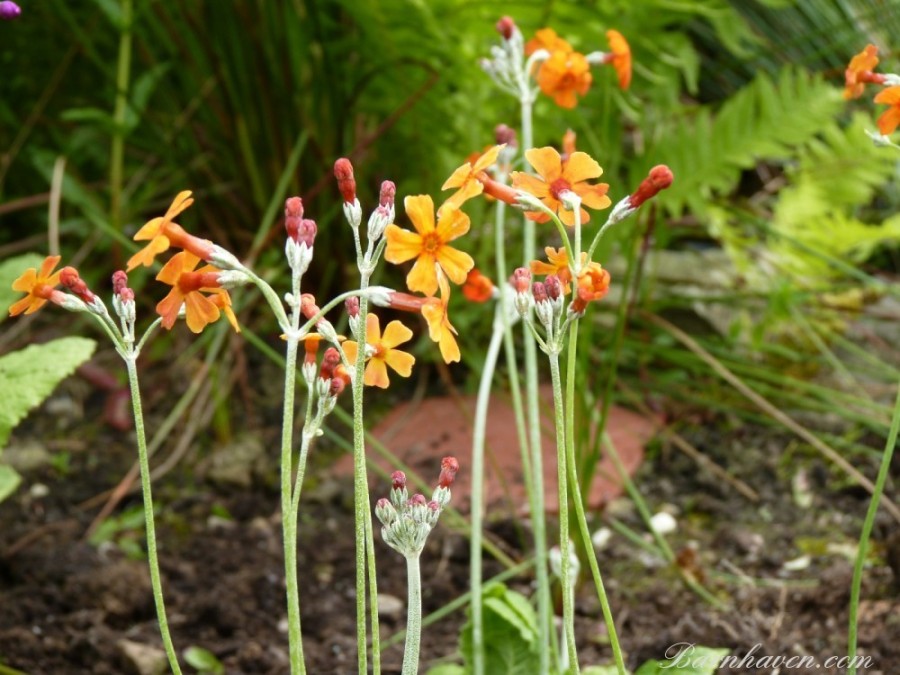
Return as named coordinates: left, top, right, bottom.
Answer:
left=109, top=0, right=132, bottom=233
left=124, top=357, right=182, bottom=675
left=564, top=327, right=626, bottom=674
left=548, top=352, right=578, bottom=673
left=495, top=190, right=550, bottom=674
left=847, top=381, right=900, bottom=674
left=402, top=555, right=422, bottom=675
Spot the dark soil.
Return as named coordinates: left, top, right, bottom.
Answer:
left=1, top=374, right=898, bottom=674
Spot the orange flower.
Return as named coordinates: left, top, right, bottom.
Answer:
left=342, top=314, right=415, bottom=389
left=441, top=145, right=504, bottom=211
left=462, top=268, right=494, bottom=303
left=155, top=251, right=239, bottom=333
left=127, top=191, right=215, bottom=271
left=422, top=272, right=460, bottom=364
left=9, top=255, right=63, bottom=316
left=844, top=44, right=882, bottom=100
left=384, top=195, right=474, bottom=296
left=606, top=30, right=632, bottom=90
left=530, top=246, right=587, bottom=292
left=511, top=147, right=611, bottom=226
left=536, top=50, right=592, bottom=109
left=874, top=86, right=900, bottom=135
left=571, top=261, right=611, bottom=314
left=525, top=28, right=572, bottom=56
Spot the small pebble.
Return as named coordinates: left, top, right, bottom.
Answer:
left=650, top=511, right=678, bottom=535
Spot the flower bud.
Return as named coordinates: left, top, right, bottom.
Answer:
left=532, top=281, right=548, bottom=304
left=297, top=218, right=317, bottom=248
left=329, top=376, right=346, bottom=397
left=629, top=165, right=674, bottom=209
left=345, top=296, right=359, bottom=318
left=496, top=16, right=516, bottom=40
left=300, top=293, right=320, bottom=321
left=494, top=124, right=517, bottom=147
left=391, top=470, right=407, bottom=491
left=409, top=493, right=427, bottom=507
left=379, top=180, right=396, bottom=209
left=439, top=456, right=459, bottom=488
left=510, top=267, right=532, bottom=293
left=544, top=275, right=562, bottom=301
left=0, top=1, right=21, bottom=20
left=334, top=158, right=356, bottom=204
left=60, top=267, right=96, bottom=304
left=319, top=347, right=341, bottom=380
left=285, top=197, right=304, bottom=241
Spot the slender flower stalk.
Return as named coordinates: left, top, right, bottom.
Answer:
left=847, top=381, right=900, bottom=674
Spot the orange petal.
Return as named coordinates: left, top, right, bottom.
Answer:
left=127, top=236, right=171, bottom=271
left=563, top=152, right=603, bottom=184
left=874, top=86, right=900, bottom=105
left=9, top=295, right=36, bottom=317
left=381, top=319, right=413, bottom=349
left=471, top=144, right=504, bottom=173
left=525, top=147, right=563, bottom=182
left=156, top=251, right=199, bottom=284
left=406, top=255, right=438, bottom=296
left=438, top=324, right=460, bottom=364
left=554, top=89, right=578, bottom=109
left=384, top=349, right=415, bottom=377
left=511, top=172, right=550, bottom=199
left=878, top=106, right=900, bottom=136
left=39, top=255, right=61, bottom=279
left=164, top=190, right=194, bottom=220
left=441, top=180, right=483, bottom=212
left=436, top=246, right=474, bottom=285
left=441, top=163, right=472, bottom=190
left=435, top=207, right=471, bottom=242
left=11, top=268, right=37, bottom=292
left=22, top=297, right=48, bottom=315
left=134, top=216, right=165, bottom=241
left=365, top=312, right=382, bottom=345
left=404, top=194, right=436, bottom=235
left=156, top=288, right=185, bottom=329
left=365, top=358, right=390, bottom=388
left=576, top=183, right=611, bottom=210
left=342, top=340, right=359, bottom=364
left=183, top=291, right=220, bottom=333
left=384, top=226, right=423, bottom=264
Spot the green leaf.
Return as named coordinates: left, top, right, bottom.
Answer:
left=460, top=584, right=539, bottom=675
left=584, top=666, right=631, bottom=675
left=0, top=337, right=97, bottom=450
left=425, top=665, right=466, bottom=675
left=634, top=645, right=731, bottom=675
left=0, top=465, right=23, bottom=504
left=183, top=646, right=224, bottom=675
left=0, top=253, right=45, bottom=322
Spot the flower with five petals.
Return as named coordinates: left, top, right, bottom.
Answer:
left=155, top=251, right=239, bottom=333
left=127, top=191, right=215, bottom=271
left=441, top=145, right=505, bottom=211
left=9, top=255, right=63, bottom=316
left=342, top=314, right=415, bottom=388
left=844, top=44, right=883, bottom=100
left=530, top=246, right=587, bottom=292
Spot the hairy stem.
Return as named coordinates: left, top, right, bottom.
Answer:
left=401, top=555, right=422, bottom=675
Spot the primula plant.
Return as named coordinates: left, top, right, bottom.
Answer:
left=7, top=11, right=679, bottom=675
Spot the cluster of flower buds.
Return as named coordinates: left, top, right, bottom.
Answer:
left=284, top=197, right=317, bottom=274
left=314, top=345, right=350, bottom=404
left=480, top=16, right=542, bottom=99
left=375, top=458, right=459, bottom=558
left=532, top=274, right=564, bottom=329
left=111, top=270, right=137, bottom=340
left=365, top=180, right=396, bottom=242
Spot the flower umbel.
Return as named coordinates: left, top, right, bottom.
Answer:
left=155, top=251, right=239, bottom=333
left=844, top=44, right=883, bottom=100
left=342, top=313, right=415, bottom=389
left=874, top=86, right=900, bottom=136
left=512, top=147, right=611, bottom=226
left=384, top=195, right=474, bottom=296
left=9, top=255, right=63, bottom=316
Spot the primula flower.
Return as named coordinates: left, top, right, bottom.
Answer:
left=155, top=251, right=239, bottom=333
left=422, top=272, right=460, bottom=364
left=384, top=195, right=474, bottom=296
left=512, top=147, right=611, bottom=226
left=844, top=44, right=883, bottom=100
left=127, top=191, right=214, bottom=271
left=525, top=28, right=572, bottom=56
left=605, top=29, right=632, bottom=90
left=342, top=314, right=415, bottom=389
left=441, top=144, right=504, bottom=211
left=462, top=268, right=494, bottom=303
left=530, top=246, right=587, bottom=292
left=9, top=255, right=63, bottom=316
left=874, top=86, right=900, bottom=135
left=571, top=261, right=611, bottom=314
left=536, top=50, right=592, bottom=109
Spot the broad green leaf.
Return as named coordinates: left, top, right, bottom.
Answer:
left=0, top=253, right=45, bottom=321
left=0, top=337, right=97, bottom=450
left=635, top=645, right=731, bottom=675
left=183, top=646, right=224, bottom=675
left=0, top=465, right=22, bottom=504
left=425, top=665, right=466, bottom=675
left=460, top=584, right=539, bottom=675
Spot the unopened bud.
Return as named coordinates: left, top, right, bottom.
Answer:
left=409, top=493, right=427, bottom=507
left=334, top=158, right=356, bottom=204
left=379, top=181, right=396, bottom=209
left=494, top=124, right=517, bottom=147
left=297, top=218, right=317, bottom=247
left=345, top=296, right=360, bottom=318
left=544, top=275, right=562, bottom=301
left=439, top=456, right=459, bottom=488
left=285, top=197, right=304, bottom=241
left=319, top=347, right=341, bottom=380
left=532, top=281, right=548, bottom=304
left=629, top=165, right=674, bottom=209
left=391, top=471, right=407, bottom=491
left=510, top=267, right=532, bottom=293
left=300, top=293, right=320, bottom=321
left=329, top=376, right=346, bottom=397
left=496, top=15, right=516, bottom=40
left=60, top=267, right=96, bottom=304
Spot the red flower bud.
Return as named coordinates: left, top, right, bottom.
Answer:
left=285, top=197, right=304, bottom=241
left=510, top=267, right=532, bottom=293
left=532, top=281, right=548, bottom=304
left=329, top=376, right=346, bottom=397
left=544, top=275, right=562, bottom=301
left=334, top=158, right=356, bottom=204
left=60, top=267, right=95, bottom=303
left=391, top=470, right=407, bottom=491
left=428, top=500, right=440, bottom=512
left=496, top=16, right=516, bottom=40
left=319, top=347, right=341, bottom=380
left=379, top=180, right=396, bottom=209
left=629, top=165, right=674, bottom=209
left=439, top=456, right=459, bottom=488
left=112, top=270, right=134, bottom=302
left=494, top=124, right=517, bottom=147
left=409, top=493, right=427, bottom=506
left=297, top=218, right=317, bottom=247
left=300, top=293, right=320, bottom=321
left=345, top=296, right=360, bottom=318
